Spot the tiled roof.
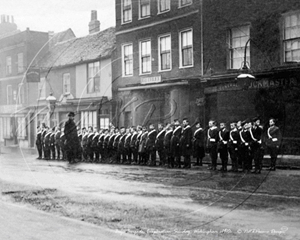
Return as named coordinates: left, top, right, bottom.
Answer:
left=39, top=27, right=115, bottom=69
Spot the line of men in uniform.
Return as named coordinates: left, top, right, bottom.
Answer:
left=36, top=116, right=281, bottom=172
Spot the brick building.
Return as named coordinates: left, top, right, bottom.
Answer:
left=202, top=0, right=300, bottom=154
left=113, top=0, right=203, bottom=127
left=0, top=23, right=49, bottom=148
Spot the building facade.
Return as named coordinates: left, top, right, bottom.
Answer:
left=202, top=0, right=300, bottom=154
left=113, top=0, right=204, bottom=127
left=0, top=27, right=49, bottom=148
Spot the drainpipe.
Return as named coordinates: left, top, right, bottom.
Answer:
left=200, top=0, right=204, bottom=76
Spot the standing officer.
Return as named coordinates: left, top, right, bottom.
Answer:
left=55, top=126, right=61, bottom=160
left=266, top=118, right=282, bottom=171
left=146, top=123, right=157, bottom=166
left=86, top=126, right=94, bottom=162
left=36, top=126, right=43, bottom=159
left=81, top=127, right=88, bottom=161
left=92, top=127, right=100, bottom=162
left=192, top=122, right=205, bottom=166
left=228, top=121, right=239, bottom=172
left=218, top=122, right=229, bottom=172
left=43, top=128, right=52, bottom=160
left=180, top=119, right=193, bottom=169
left=156, top=123, right=166, bottom=166
left=124, top=127, right=133, bottom=164
left=239, top=120, right=252, bottom=173
left=207, top=120, right=219, bottom=170
left=59, top=128, right=66, bottom=161
left=130, top=127, right=139, bottom=164
left=136, top=126, right=143, bottom=164
left=98, top=129, right=106, bottom=162
left=164, top=124, right=173, bottom=168
left=138, top=126, right=148, bottom=165
left=50, top=127, right=56, bottom=160
left=41, top=124, right=48, bottom=159
left=171, top=119, right=182, bottom=168
left=250, top=117, right=263, bottom=173
left=64, top=112, right=80, bottom=164
left=117, top=127, right=126, bottom=163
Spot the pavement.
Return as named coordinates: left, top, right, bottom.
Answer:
left=0, top=200, right=143, bottom=240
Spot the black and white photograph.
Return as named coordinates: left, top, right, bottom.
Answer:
left=0, top=0, right=300, bottom=239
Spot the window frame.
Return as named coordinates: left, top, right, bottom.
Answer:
left=282, top=11, right=300, bottom=63
left=17, top=53, right=24, bottom=73
left=178, top=0, right=192, bottom=8
left=87, top=62, right=101, bottom=94
left=6, top=56, right=12, bottom=75
left=139, top=39, right=152, bottom=75
left=62, top=73, right=71, bottom=95
left=228, top=25, right=250, bottom=69
left=139, top=0, right=151, bottom=19
left=121, top=0, right=132, bottom=25
left=158, top=0, right=171, bottom=14
left=179, top=28, right=194, bottom=68
left=158, top=34, right=172, bottom=72
left=122, top=43, right=134, bottom=77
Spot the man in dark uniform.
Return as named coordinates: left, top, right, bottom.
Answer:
left=77, top=127, right=83, bottom=161
left=36, top=126, right=43, bottom=159
left=228, top=121, right=239, bottom=172
left=59, top=128, right=66, bottom=161
left=164, top=124, right=173, bottom=168
left=218, top=122, right=229, bottom=172
left=180, top=119, right=193, bottom=169
left=135, top=126, right=143, bottom=164
left=239, top=120, right=252, bottom=173
left=250, top=117, right=264, bottom=173
left=192, top=122, right=205, bottom=166
left=55, top=126, right=61, bottom=160
left=146, top=123, right=157, bottom=166
left=124, top=127, right=133, bottom=164
left=92, top=127, right=100, bottom=162
left=43, top=128, right=52, bottom=160
left=155, top=123, right=166, bottom=166
left=64, top=112, right=80, bottom=163
left=236, top=120, right=243, bottom=169
left=102, top=129, right=110, bottom=162
left=171, top=119, right=182, bottom=168
left=86, top=126, right=94, bottom=162
left=207, top=120, right=219, bottom=170
left=138, top=126, right=148, bottom=165
left=130, top=127, right=139, bottom=164
left=98, top=129, right=106, bottom=162
left=266, top=118, right=282, bottom=171
left=50, top=127, right=56, bottom=160
left=81, top=128, right=88, bottom=162
left=41, top=124, right=48, bottom=159
left=109, top=127, right=118, bottom=163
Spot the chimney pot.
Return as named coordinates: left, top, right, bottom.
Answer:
left=89, top=10, right=100, bottom=34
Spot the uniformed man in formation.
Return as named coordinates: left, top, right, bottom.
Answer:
left=35, top=117, right=281, bottom=171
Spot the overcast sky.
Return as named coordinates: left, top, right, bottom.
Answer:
left=1, top=0, right=115, bottom=37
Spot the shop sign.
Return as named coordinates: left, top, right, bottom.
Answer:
left=141, top=76, right=161, bottom=85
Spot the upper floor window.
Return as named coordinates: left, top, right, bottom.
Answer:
left=284, top=12, right=300, bottom=62
left=6, top=56, right=12, bottom=75
left=122, top=0, right=132, bottom=24
left=63, top=73, right=71, bottom=94
left=228, top=25, right=250, bottom=69
left=122, top=44, right=133, bottom=76
left=140, top=40, right=151, bottom=74
left=179, top=0, right=192, bottom=8
left=7, top=85, right=13, bottom=104
left=180, top=29, right=193, bottom=67
left=159, top=34, right=171, bottom=71
left=139, top=0, right=150, bottom=19
left=87, top=62, right=100, bottom=93
left=17, top=53, right=24, bottom=73
left=158, top=0, right=170, bottom=13
left=38, top=77, right=46, bottom=99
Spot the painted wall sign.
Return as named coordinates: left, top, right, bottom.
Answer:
left=141, top=75, right=162, bottom=85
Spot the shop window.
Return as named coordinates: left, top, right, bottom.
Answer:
left=122, top=0, right=132, bottom=24
left=159, top=34, right=171, bottom=71
left=283, top=12, right=300, bottom=62
left=100, top=117, right=110, bottom=129
left=228, top=25, right=250, bottom=69
left=179, top=29, right=193, bottom=67
left=140, top=39, right=151, bottom=74
left=122, top=44, right=133, bottom=76
left=81, top=111, right=97, bottom=129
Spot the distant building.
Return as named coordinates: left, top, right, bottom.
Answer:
left=36, top=12, right=115, bottom=131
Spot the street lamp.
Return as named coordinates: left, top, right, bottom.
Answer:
left=46, top=92, right=57, bottom=127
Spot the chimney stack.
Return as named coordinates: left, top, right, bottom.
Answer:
left=89, top=10, right=100, bottom=34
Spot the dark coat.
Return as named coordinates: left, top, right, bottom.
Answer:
left=170, top=126, right=182, bottom=156
left=146, top=129, right=157, bottom=151
left=207, top=127, right=219, bottom=148
left=55, top=131, right=61, bottom=145
left=155, top=129, right=166, bottom=151
left=218, top=128, right=229, bottom=150
left=36, top=131, right=42, bottom=146
left=193, top=128, right=205, bottom=158
left=266, top=126, right=282, bottom=148
left=163, top=130, right=173, bottom=154
left=64, top=119, right=79, bottom=151
left=180, top=125, right=193, bottom=156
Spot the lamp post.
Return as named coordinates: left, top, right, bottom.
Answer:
left=46, top=92, right=57, bottom=127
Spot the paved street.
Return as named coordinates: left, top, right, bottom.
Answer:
left=1, top=148, right=300, bottom=240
